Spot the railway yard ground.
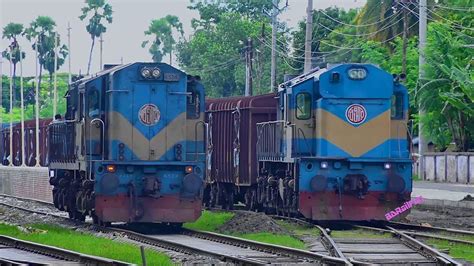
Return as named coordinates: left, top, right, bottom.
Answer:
left=0, top=193, right=472, bottom=265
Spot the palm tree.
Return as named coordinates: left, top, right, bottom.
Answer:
left=355, top=0, right=419, bottom=42
left=79, top=0, right=113, bottom=75
left=2, top=23, right=26, bottom=107
left=24, top=16, right=56, bottom=97
left=142, top=15, right=184, bottom=63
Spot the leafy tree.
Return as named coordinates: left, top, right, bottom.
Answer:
left=24, top=16, right=57, bottom=99
left=2, top=23, right=26, bottom=107
left=142, top=15, right=184, bottom=63
left=355, top=0, right=419, bottom=42
left=177, top=8, right=292, bottom=97
left=79, top=0, right=113, bottom=75
left=189, top=0, right=272, bottom=27
left=418, top=22, right=473, bottom=151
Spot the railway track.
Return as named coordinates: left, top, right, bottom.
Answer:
left=386, top=221, right=474, bottom=246
left=0, top=195, right=347, bottom=265
left=0, top=233, right=129, bottom=265
left=271, top=215, right=463, bottom=265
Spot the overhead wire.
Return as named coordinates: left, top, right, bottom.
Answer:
left=318, top=8, right=401, bottom=28
left=427, top=8, right=474, bottom=31
left=317, top=13, right=404, bottom=38
left=431, top=4, right=474, bottom=12
left=400, top=2, right=473, bottom=39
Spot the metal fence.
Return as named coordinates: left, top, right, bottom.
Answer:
left=414, top=152, right=474, bottom=183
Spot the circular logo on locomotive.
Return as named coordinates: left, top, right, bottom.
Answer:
left=345, top=104, right=367, bottom=125
left=139, top=104, right=160, bottom=126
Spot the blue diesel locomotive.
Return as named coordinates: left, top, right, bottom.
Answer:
left=48, top=63, right=206, bottom=225
left=205, top=63, right=412, bottom=221
left=256, top=63, right=412, bottom=220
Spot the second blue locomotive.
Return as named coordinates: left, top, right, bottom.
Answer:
left=204, top=63, right=412, bottom=221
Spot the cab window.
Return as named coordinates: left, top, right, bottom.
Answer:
left=391, top=93, right=404, bottom=119
left=87, top=89, right=100, bottom=118
left=187, top=89, right=200, bottom=119
left=296, top=93, right=311, bottom=120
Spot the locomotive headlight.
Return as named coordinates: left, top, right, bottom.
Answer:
left=152, top=68, right=161, bottom=78
left=348, top=68, right=367, bottom=80
left=320, top=161, right=328, bottom=169
left=185, top=166, right=193, bottom=174
left=141, top=67, right=151, bottom=78
left=384, top=163, right=391, bottom=170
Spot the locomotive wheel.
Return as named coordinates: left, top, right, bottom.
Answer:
left=92, top=213, right=110, bottom=227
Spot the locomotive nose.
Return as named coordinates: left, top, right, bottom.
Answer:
left=182, top=173, right=203, bottom=197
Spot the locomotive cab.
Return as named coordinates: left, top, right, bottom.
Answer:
left=256, top=64, right=412, bottom=221
left=48, top=63, right=206, bottom=225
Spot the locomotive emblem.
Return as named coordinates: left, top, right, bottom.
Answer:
left=139, top=104, right=160, bottom=126
left=345, top=104, right=367, bottom=125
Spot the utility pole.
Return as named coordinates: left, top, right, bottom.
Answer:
left=401, top=0, right=409, bottom=77
left=67, top=22, right=72, bottom=84
left=270, top=0, right=288, bottom=92
left=270, top=0, right=278, bottom=92
left=19, top=46, right=25, bottom=166
left=99, top=34, right=104, bottom=71
left=418, top=0, right=427, bottom=180
left=53, top=33, right=58, bottom=117
left=8, top=48, right=13, bottom=166
left=35, top=37, right=40, bottom=167
left=245, top=37, right=253, bottom=96
left=304, top=0, right=313, bottom=73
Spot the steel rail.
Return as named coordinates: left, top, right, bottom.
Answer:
left=0, top=195, right=349, bottom=265
left=181, top=228, right=349, bottom=265
left=313, top=224, right=351, bottom=264
left=103, top=227, right=271, bottom=265
left=0, top=234, right=130, bottom=265
left=388, top=221, right=474, bottom=236
left=386, top=226, right=462, bottom=265
left=0, top=200, right=267, bottom=265
left=353, top=224, right=474, bottom=246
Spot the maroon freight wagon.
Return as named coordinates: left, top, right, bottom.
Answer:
left=1, top=118, right=51, bottom=167
left=204, top=93, right=278, bottom=208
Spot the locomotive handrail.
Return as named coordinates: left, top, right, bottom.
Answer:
left=194, top=120, right=207, bottom=162
left=296, top=127, right=313, bottom=157
left=256, top=120, right=287, bottom=161
left=88, top=118, right=105, bottom=181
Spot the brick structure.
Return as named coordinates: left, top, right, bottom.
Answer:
left=0, top=166, right=53, bottom=203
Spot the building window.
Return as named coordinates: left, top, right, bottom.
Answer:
left=391, top=93, right=404, bottom=119
left=296, top=92, right=311, bottom=120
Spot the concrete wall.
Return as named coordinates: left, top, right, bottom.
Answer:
left=0, top=166, right=52, bottom=202
left=413, top=153, right=474, bottom=184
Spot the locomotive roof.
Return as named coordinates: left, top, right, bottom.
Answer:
left=69, top=62, right=188, bottom=88
left=278, top=63, right=384, bottom=91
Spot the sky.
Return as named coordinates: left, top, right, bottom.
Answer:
left=0, top=0, right=366, bottom=76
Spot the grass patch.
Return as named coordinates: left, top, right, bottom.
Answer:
left=0, top=223, right=172, bottom=265
left=331, top=229, right=391, bottom=239
left=235, top=232, right=307, bottom=250
left=413, top=174, right=422, bottom=181
left=434, top=232, right=474, bottom=243
left=275, top=220, right=321, bottom=237
left=427, top=239, right=474, bottom=262
left=183, top=210, right=235, bottom=231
